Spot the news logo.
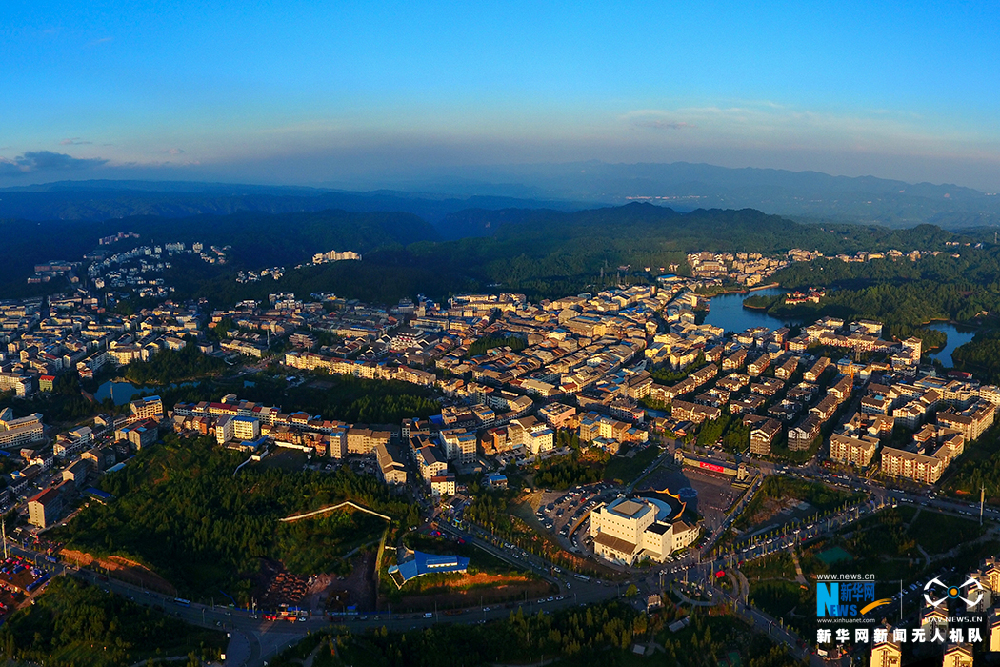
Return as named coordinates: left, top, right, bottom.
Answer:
left=924, top=576, right=984, bottom=610
left=817, top=581, right=891, bottom=618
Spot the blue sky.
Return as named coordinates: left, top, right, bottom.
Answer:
left=2, top=1, right=998, bottom=190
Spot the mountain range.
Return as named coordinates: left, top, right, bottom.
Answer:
left=3, top=160, right=999, bottom=230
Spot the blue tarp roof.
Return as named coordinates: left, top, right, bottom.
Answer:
left=388, top=550, right=469, bottom=584
left=85, top=487, right=113, bottom=501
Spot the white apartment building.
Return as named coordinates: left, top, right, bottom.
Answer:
left=231, top=415, right=261, bottom=441
left=215, top=415, right=234, bottom=445
left=440, top=429, right=478, bottom=465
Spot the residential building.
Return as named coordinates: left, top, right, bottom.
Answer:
left=0, top=412, right=45, bottom=449
left=803, top=356, right=831, bottom=382
left=375, top=442, right=408, bottom=485
left=869, top=635, right=901, bottom=667
left=116, top=418, right=158, bottom=449
left=28, top=488, right=63, bottom=529
left=129, top=395, right=164, bottom=421
left=347, top=427, right=391, bottom=455
left=231, top=415, right=261, bottom=441
left=215, top=415, right=234, bottom=445
left=788, top=415, right=822, bottom=451
left=61, top=459, right=90, bottom=489
left=430, top=474, right=456, bottom=499
left=749, top=419, right=782, bottom=456
left=942, top=644, right=973, bottom=667
left=828, top=433, right=879, bottom=467
left=938, top=401, right=995, bottom=442
left=440, top=429, right=478, bottom=465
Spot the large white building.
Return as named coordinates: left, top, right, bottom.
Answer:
left=0, top=410, right=45, bottom=449
left=440, top=429, right=477, bottom=465
left=231, top=415, right=261, bottom=441
left=589, top=496, right=698, bottom=565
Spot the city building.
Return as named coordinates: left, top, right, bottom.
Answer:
left=589, top=496, right=698, bottom=565
left=231, top=415, right=261, bottom=441
left=749, top=419, right=782, bottom=456
left=828, top=433, right=879, bottom=467
left=375, top=442, right=408, bottom=485
left=129, top=395, right=164, bottom=421
left=28, top=488, right=63, bottom=529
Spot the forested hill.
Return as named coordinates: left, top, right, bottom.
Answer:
left=0, top=202, right=973, bottom=305
left=191, top=204, right=969, bottom=306
left=0, top=209, right=439, bottom=297
left=441, top=203, right=964, bottom=255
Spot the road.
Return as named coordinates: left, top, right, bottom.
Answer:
left=13, top=446, right=993, bottom=666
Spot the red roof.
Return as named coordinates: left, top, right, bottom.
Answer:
left=29, top=488, right=60, bottom=506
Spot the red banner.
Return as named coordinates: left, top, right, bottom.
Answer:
left=699, top=461, right=726, bottom=473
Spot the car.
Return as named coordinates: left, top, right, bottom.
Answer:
left=424, top=612, right=433, bottom=618
left=298, top=616, right=307, bottom=622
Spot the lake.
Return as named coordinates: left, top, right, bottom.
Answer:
left=703, top=288, right=802, bottom=333
left=926, top=322, right=976, bottom=368
left=95, top=380, right=193, bottom=405
left=703, top=291, right=975, bottom=368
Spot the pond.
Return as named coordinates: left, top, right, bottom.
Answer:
left=926, top=322, right=976, bottom=368
left=94, top=380, right=194, bottom=406
left=702, top=288, right=802, bottom=333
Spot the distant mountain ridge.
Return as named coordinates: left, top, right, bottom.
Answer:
left=0, top=180, right=599, bottom=225
left=3, top=159, right=999, bottom=230
left=440, top=161, right=1000, bottom=229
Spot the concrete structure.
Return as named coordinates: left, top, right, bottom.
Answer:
left=0, top=412, right=44, bottom=449
left=942, top=644, right=973, bottom=667
left=869, top=637, right=901, bottom=667
left=215, top=415, right=234, bottom=445
left=61, top=459, right=90, bottom=489
left=28, top=488, right=62, bottom=529
left=115, top=418, right=158, bottom=449
left=829, top=433, right=879, bottom=467
left=347, top=428, right=391, bottom=455
left=375, top=442, right=408, bottom=485
left=440, top=429, right=477, bottom=465
left=590, top=496, right=698, bottom=565
left=129, top=395, right=163, bottom=421
left=231, top=415, right=261, bottom=441
left=430, top=473, right=456, bottom=499
left=749, top=419, right=781, bottom=456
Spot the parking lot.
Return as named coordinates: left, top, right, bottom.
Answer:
left=534, top=482, right=622, bottom=554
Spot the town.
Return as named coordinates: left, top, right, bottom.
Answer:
left=2, top=240, right=1000, bottom=665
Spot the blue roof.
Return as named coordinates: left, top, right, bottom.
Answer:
left=388, top=550, right=469, bottom=584
left=85, top=487, right=113, bottom=501
left=429, top=414, right=444, bottom=425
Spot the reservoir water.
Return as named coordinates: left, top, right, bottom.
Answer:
left=702, top=290, right=974, bottom=368
left=95, top=380, right=193, bottom=405
left=703, top=288, right=802, bottom=333
left=926, top=322, right=975, bottom=368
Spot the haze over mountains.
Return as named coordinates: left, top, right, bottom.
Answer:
left=3, top=161, right=999, bottom=231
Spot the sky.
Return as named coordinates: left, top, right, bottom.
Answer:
left=2, top=1, right=999, bottom=191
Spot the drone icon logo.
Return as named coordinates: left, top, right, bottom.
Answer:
left=924, top=576, right=984, bottom=609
